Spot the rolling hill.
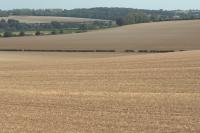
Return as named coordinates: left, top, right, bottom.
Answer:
left=0, top=50, right=199, bottom=132
left=0, top=20, right=200, bottom=51
left=0, top=16, right=110, bottom=23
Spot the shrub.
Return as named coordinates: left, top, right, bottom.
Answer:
left=149, top=50, right=175, bottom=53
left=138, top=50, right=148, bottom=53
left=125, top=50, right=135, bottom=52
left=60, top=30, right=64, bottom=34
left=3, top=31, right=13, bottom=37
left=51, top=31, right=57, bottom=35
left=35, top=31, right=41, bottom=36
left=96, top=50, right=116, bottom=52
left=19, top=31, right=25, bottom=36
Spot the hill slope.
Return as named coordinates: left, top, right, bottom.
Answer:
left=0, top=16, right=109, bottom=23
left=0, top=20, right=200, bottom=51
left=0, top=50, right=200, bottom=132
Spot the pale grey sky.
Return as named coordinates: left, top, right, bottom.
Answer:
left=0, top=0, right=200, bottom=10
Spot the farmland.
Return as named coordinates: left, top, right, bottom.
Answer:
left=0, top=50, right=200, bottom=132
left=0, top=16, right=113, bottom=38
left=0, top=19, right=200, bottom=132
left=0, top=20, right=200, bottom=51
left=0, top=16, right=110, bottom=23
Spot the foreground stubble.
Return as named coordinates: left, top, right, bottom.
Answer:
left=0, top=51, right=200, bottom=132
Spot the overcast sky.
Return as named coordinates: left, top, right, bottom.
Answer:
left=0, top=0, right=200, bottom=10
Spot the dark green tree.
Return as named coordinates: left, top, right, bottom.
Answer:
left=51, top=30, right=57, bottom=35
left=19, top=31, right=25, bottom=36
left=79, top=24, right=88, bottom=31
left=3, top=31, right=13, bottom=37
left=35, top=31, right=41, bottom=36
left=59, top=30, right=64, bottom=34
left=116, top=18, right=127, bottom=26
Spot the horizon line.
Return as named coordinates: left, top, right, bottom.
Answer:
left=0, top=7, right=200, bottom=11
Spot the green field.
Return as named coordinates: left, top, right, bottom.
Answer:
left=0, top=16, right=110, bottom=23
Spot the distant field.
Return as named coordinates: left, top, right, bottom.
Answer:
left=0, top=50, right=200, bottom=132
left=0, top=20, right=200, bottom=51
left=0, top=16, right=110, bottom=23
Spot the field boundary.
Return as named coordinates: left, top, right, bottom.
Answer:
left=0, top=49, right=184, bottom=53
left=0, top=49, right=116, bottom=52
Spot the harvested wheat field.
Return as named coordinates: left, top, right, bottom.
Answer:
left=0, top=50, right=200, bottom=132
left=0, top=16, right=109, bottom=23
left=0, top=20, right=200, bottom=51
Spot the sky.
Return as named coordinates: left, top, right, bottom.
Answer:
left=0, top=0, right=200, bottom=10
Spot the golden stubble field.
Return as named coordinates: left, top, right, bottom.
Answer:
left=0, top=20, right=200, bottom=51
left=0, top=51, right=200, bottom=132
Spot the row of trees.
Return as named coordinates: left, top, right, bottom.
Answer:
left=0, top=30, right=65, bottom=37
left=115, top=10, right=200, bottom=26
left=0, top=31, right=25, bottom=37
left=0, top=18, right=113, bottom=32
left=115, top=12, right=151, bottom=26
left=0, top=31, right=24, bottom=37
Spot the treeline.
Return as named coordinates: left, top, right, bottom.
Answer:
left=125, top=50, right=177, bottom=53
left=0, top=18, right=112, bottom=34
left=0, top=30, right=65, bottom=37
left=0, top=49, right=181, bottom=53
left=0, top=49, right=116, bottom=52
left=1, top=8, right=200, bottom=25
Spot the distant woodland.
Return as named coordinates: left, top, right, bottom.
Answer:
left=1, top=8, right=200, bottom=23
left=0, top=7, right=200, bottom=37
